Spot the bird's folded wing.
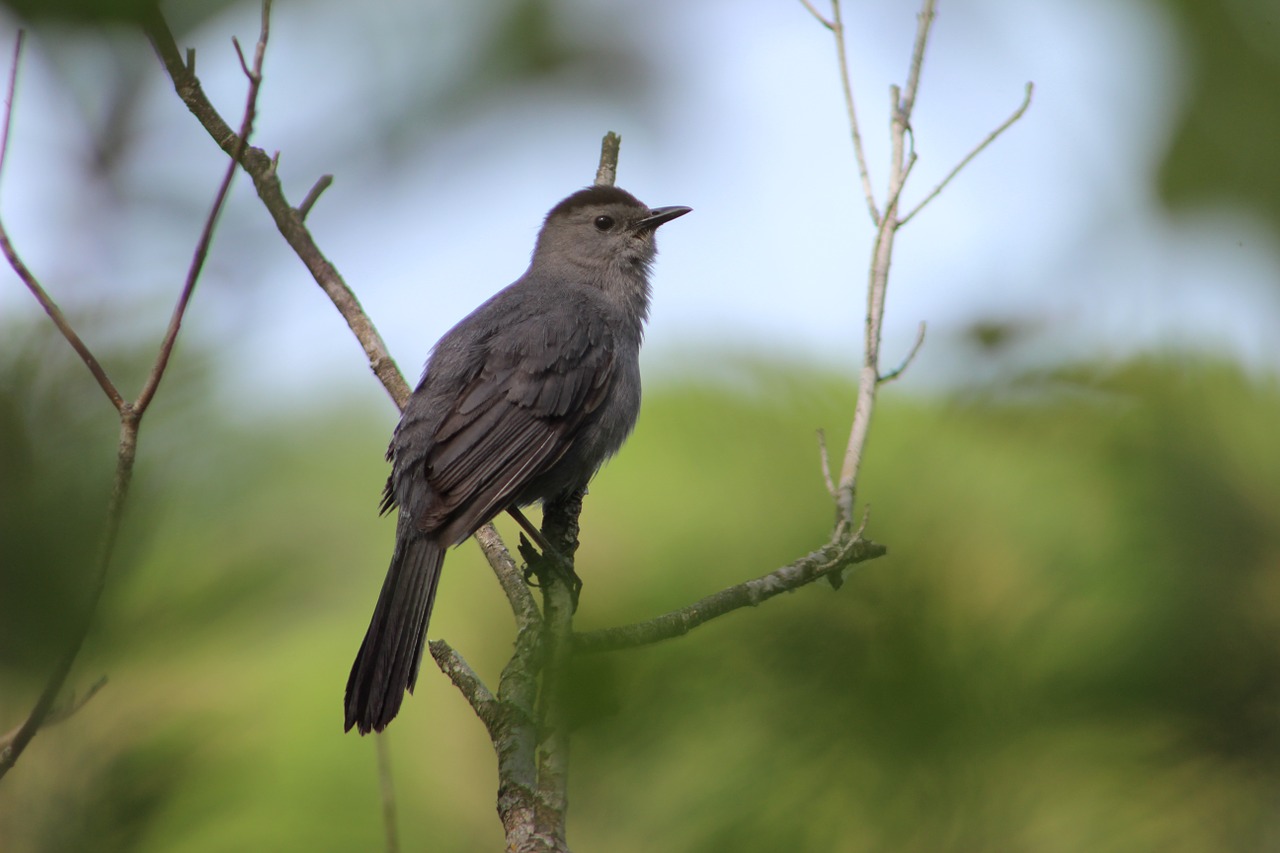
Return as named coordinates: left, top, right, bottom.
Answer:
left=415, top=311, right=616, bottom=541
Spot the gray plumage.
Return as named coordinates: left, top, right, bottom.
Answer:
left=345, top=185, right=690, bottom=734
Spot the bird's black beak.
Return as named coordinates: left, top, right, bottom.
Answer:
left=633, top=205, right=692, bottom=233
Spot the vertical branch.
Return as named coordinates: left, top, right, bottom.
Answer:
left=594, top=132, right=620, bottom=187
left=0, top=418, right=136, bottom=779
left=810, top=0, right=1026, bottom=537
left=0, top=3, right=273, bottom=779
left=831, top=0, right=936, bottom=535
left=530, top=489, right=584, bottom=851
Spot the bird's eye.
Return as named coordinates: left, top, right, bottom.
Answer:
left=593, top=215, right=615, bottom=231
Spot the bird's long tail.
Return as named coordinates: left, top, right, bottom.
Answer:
left=345, top=531, right=445, bottom=734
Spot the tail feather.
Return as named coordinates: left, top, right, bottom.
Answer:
left=345, top=533, right=445, bottom=734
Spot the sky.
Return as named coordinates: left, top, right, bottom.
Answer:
left=2, top=0, right=1278, bottom=412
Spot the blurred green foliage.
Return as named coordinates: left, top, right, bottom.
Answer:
left=1156, top=0, right=1280, bottom=237
left=2, top=338, right=1277, bottom=851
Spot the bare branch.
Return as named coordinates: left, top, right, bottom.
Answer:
left=429, top=641, right=501, bottom=735
left=474, top=522, right=540, bottom=627
left=878, top=320, right=926, bottom=385
left=0, top=32, right=125, bottom=411
left=0, top=676, right=106, bottom=753
left=573, top=537, right=886, bottom=653
left=816, top=428, right=837, bottom=498
left=898, top=0, right=937, bottom=119
left=594, top=132, right=620, bottom=187
left=0, top=3, right=272, bottom=781
left=143, top=7, right=412, bottom=409
left=829, top=0, right=880, bottom=224
left=0, top=418, right=137, bottom=781
left=136, top=0, right=270, bottom=414
left=296, top=173, right=333, bottom=220
left=900, top=81, right=1034, bottom=226
left=797, top=0, right=834, bottom=30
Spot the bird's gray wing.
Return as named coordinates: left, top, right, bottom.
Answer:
left=397, top=305, right=616, bottom=544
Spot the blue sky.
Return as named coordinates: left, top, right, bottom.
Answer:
left=3, top=0, right=1278, bottom=410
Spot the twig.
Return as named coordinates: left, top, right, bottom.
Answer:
left=899, top=81, right=1034, bottom=226
left=0, top=5, right=270, bottom=781
left=137, top=2, right=269, bottom=414
left=816, top=428, right=837, bottom=499
left=0, top=420, right=136, bottom=780
left=0, top=676, right=107, bottom=753
left=898, top=0, right=936, bottom=118
left=878, top=320, right=926, bottom=384
left=594, top=131, right=620, bottom=187
left=797, top=0, right=834, bottom=30
left=429, top=641, right=500, bottom=734
left=830, top=0, right=880, bottom=224
left=0, top=32, right=124, bottom=411
left=574, top=536, right=886, bottom=653
left=143, top=7, right=412, bottom=409
left=473, top=522, right=540, bottom=627
left=296, top=174, right=333, bottom=220
left=816, top=0, right=1028, bottom=538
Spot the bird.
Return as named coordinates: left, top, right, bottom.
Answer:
left=344, top=185, right=690, bottom=734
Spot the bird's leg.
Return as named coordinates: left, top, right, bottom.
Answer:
left=508, top=506, right=583, bottom=610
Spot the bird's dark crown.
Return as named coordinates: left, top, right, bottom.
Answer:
left=546, top=185, right=644, bottom=220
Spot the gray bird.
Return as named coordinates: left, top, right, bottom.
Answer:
left=345, top=185, right=690, bottom=734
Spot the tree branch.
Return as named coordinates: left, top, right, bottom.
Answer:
left=817, top=0, right=1030, bottom=536
left=0, top=31, right=124, bottom=412
left=899, top=81, right=1034, bottom=227
left=573, top=537, right=886, bottom=653
left=137, top=1, right=269, bottom=414
left=428, top=640, right=501, bottom=734
left=828, top=0, right=880, bottom=225
left=594, top=132, right=620, bottom=187
left=878, top=320, right=926, bottom=385
left=0, top=4, right=268, bottom=782
left=142, top=6, right=412, bottom=409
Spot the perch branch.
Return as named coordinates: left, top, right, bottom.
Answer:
left=573, top=536, right=886, bottom=653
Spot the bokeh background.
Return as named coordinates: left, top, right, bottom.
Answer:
left=2, top=0, right=1278, bottom=850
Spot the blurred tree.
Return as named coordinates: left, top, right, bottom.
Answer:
left=1155, top=0, right=1280, bottom=243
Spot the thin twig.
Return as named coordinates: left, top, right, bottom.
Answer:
left=797, top=0, right=834, bottom=30
left=816, top=428, right=837, bottom=499
left=830, top=0, right=880, bottom=225
left=900, top=81, right=1034, bottom=226
left=0, top=5, right=272, bottom=781
left=573, top=536, right=886, bottom=653
left=473, top=522, right=540, bottom=627
left=0, top=32, right=124, bottom=411
left=136, top=2, right=269, bottom=414
left=878, top=320, right=926, bottom=384
left=899, top=0, right=936, bottom=119
left=429, top=641, right=500, bottom=734
left=296, top=174, right=333, bottom=220
left=0, top=676, right=107, bottom=752
left=594, top=131, right=620, bottom=187
left=0, top=420, right=136, bottom=780
left=143, top=7, right=412, bottom=408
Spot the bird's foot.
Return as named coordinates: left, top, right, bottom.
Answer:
left=518, top=533, right=582, bottom=612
